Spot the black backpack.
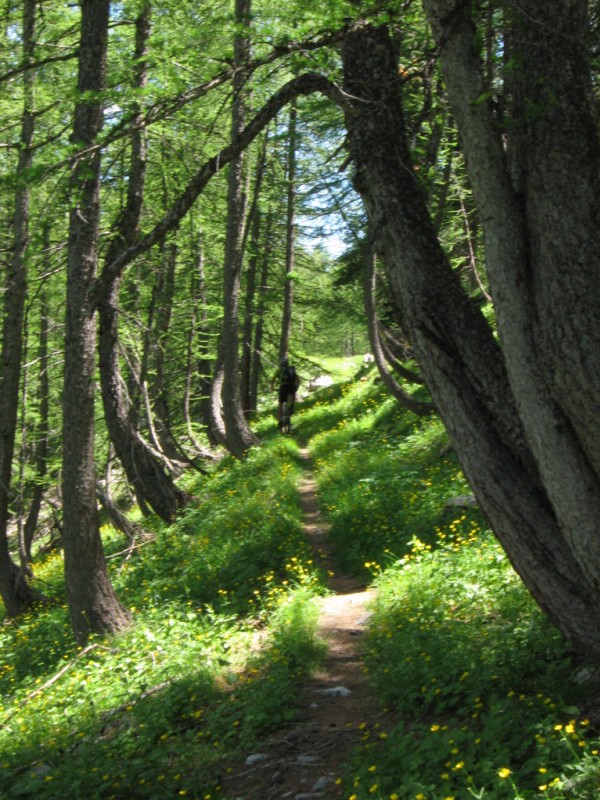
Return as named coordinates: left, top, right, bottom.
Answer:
left=282, top=364, right=297, bottom=387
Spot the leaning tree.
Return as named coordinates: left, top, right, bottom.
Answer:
left=337, top=1, right=600, bottom=657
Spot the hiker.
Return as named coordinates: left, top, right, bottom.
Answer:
left=271, top=357, right=300, bottom=429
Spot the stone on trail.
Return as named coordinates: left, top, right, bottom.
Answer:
left=244, top=753, right=268, bottom=765
left=314, top=685, right=351, bottom=697
left=296, top=755, right=319, bottom=765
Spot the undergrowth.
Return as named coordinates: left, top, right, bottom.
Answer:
left=294, top=369, right=600, bottom=800
left=0, top=434, right=324, bottom=799
left=1, top=362, right=600, bottom=800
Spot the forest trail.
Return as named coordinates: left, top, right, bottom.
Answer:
left=222, top=448, right=388, bottom=799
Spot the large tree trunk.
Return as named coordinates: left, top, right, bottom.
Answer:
left=421, top=1, right=600, bottom=584
left=420, top=0, right=600, bottom=627
left=62, top=0, right=131, bottom=642
left=340, top=20, right=600, bottom=655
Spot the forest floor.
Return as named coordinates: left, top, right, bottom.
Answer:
left=221, top=448, right=389, bottom=800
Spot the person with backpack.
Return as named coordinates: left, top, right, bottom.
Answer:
left=271, top=357, right=300, bottom=430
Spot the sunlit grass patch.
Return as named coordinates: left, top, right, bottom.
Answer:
left=114, top=433, right=323, bottom=616
left=340, top=532, right=594, bottom=800
left=305, top=376, right=482, bottom=580
left=0, top=421, right=327, bottom=799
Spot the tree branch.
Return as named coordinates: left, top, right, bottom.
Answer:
left=96, top=71, right=346, bottom=297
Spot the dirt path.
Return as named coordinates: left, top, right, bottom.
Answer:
left=222, top=449, right=386, bottom=799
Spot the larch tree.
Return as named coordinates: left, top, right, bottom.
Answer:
left=338, top=3, right=600, bottom=656
left=215, top=0, right=261, bottom=457
left=62, top=0, right=131, bottom=641
left=97, top=3, right=188, bottom=522
left=0, top=0, right=46, bottom=615
left=278, top=99, right=298, bottom=360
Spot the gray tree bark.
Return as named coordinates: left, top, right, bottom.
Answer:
left=62, top=0, right=131, bottom=642
left=97, top=4, right=188, bottom=521
left=420, top=0, right=600, bottom=632
left=220, top=0, right=261, bottom=457
left=340, top=19, right=600, bottom=655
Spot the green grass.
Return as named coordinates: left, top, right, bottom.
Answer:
left=1, top=363, right=600, bottom=800
left=0, top=433, right=325, bottom=799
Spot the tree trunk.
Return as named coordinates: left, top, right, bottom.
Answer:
left=220, top=0, right=261, bottom=457
left=241, top=135, right=268, bottom=417
left=420, top=0, right=600, bottom=630
left=23, top=272, right=50, bottom=562
left=99, top=280, right=188, bottom=521
left=97, top=4, right=188, bottom=521
left=249, top=211, right=274, bottom=413
left=147, top=242, right=188, bottom=465
left=62, top=0, right=130, bottom=642
left=17, top=306, right=31, bottom=569
left=362, top=246, right=435, bottom=416
left=241, top=204, right=261, bottom=418
left=208, top=351, right=229, bottom=448
left=0, top=0, right=46, bottom=614
left=278, top=100, right=297, bottom=360
left=340, top=21, right=600, bottom=655
left=193, top=236, right=218, bottom=442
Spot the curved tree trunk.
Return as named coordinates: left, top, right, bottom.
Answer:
left=97, top=4, right=188, bottom=521
left=98, top=282, right=188, bottom=522
left=363, top=246, right=435, bottom=416
left=420, top=2, right=600, bottom=569
left=340, top=21, right=600, bottom=655
left=420, top=1, right=600, bottom=615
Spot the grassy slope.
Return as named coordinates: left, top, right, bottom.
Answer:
left=1, top=361, right=599, bottom=799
